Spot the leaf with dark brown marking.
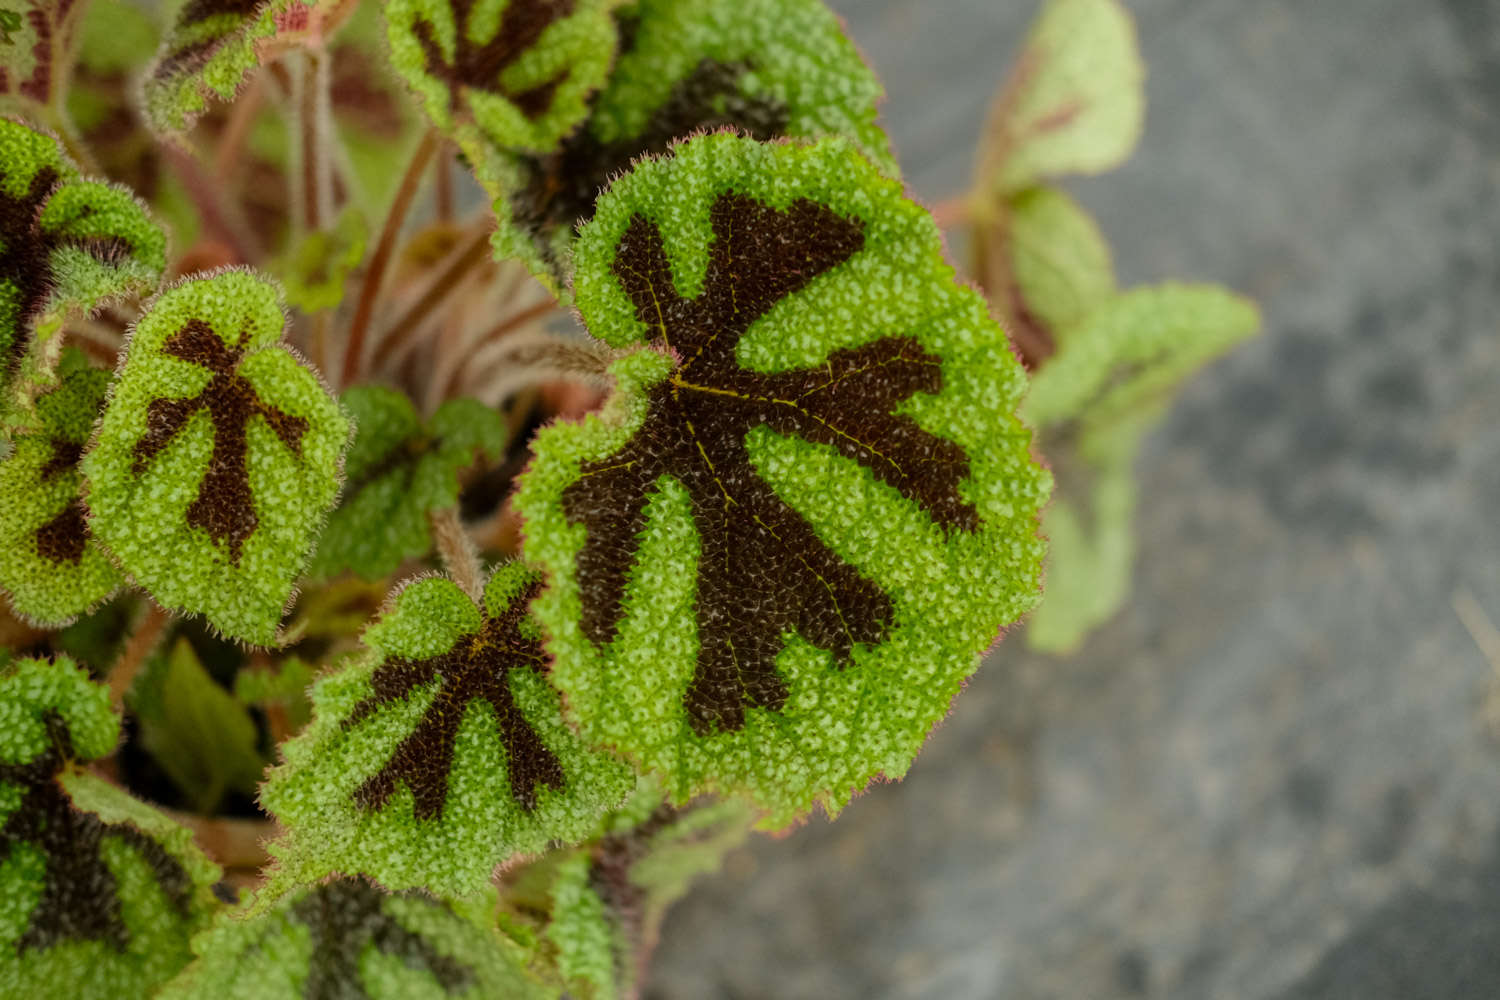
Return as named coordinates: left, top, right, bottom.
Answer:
left=517, top=132, right=1048, bottom=824
left=0, top=349, right=122, bottom=625
left=83, top=269, right=350, bottom=644
left=0, top=655, right=223, bottom=998
left=157, top=876, right=549, bottom=999
left=262, top=563, right=634, bottom=896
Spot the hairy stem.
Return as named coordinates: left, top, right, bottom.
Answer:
left=367, top=223, right=493, bottom=375
left=430, top=507, right=483, bottom=602
left=341, top=130, right=442, bottom=387
left=212, top=72, right=265, bottom=179
left=162, top=144, right=264, bottom=265
left=107, top=604, right=171, bottom=710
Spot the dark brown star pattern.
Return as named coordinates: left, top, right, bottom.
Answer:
left=35, top=438, right=88, bottom=565
left=513, top=57, right=790, bottom=243
left=0, top=161, right=135, bottom=376
left=0, top=712, right=193, bottom=954
left=561, top=193, right=979, bottom=734
left=130, top=319, right=309, bottom=563
left=342, top=578, right=564, bottom=819
left=412, top=0, right=575, bottom=121
left=290, top=878, right=475, bottom=999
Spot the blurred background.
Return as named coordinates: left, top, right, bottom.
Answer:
left=648, top=1, right=1500, bottom=996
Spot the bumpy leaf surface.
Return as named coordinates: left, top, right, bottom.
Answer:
left=159, top=877, right=551, bottom=999
left=263, top=563, right=634, bottom=895
left=307, top=385, right=507, bottom=581
left=84, top=269, right=350, bottom=644
left=489, top=0, right=896, bottom=288
left=0, top=119, right=166, bottom=402
left=0, top=351, right=122, bottom=625
left=144, top=0, right=299, bottom=135
left=517, top=133, right=1048, bottom=823
left=989, top=0, right=1144, bottom=194
left=0, top=655, right=221, bottom=999
left=385, top=0, right=619, bottom=155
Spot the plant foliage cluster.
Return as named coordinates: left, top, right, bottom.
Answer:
left=0, top=0, right=1253, bottom=995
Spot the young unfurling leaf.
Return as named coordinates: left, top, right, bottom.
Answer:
left=158, top=877, right=551, bottom=1000
left=1023, top=284, right=1259, bottom=651
left=0, top=655, right=222, bottom=999
left=0, top=350, right=123, bottom=625
left=986, top=0, right=1144, bottom=196
left=0, top=119, right=166, bottom=404
left=516, top=133, right=1048, bottom=824
left=488, top=0, right=895, bottom=287
left=307, top=385, right=507, bottom=581
left=385, top=0, right=620, bottom=155
left=262, top=563, right=634, bottom=896
left=83, top=269, right=350, bottom=644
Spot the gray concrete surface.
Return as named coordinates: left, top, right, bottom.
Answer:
left=646, top=1, right=1500, bottom=997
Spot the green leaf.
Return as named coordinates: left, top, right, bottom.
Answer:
left=385, top=0, right=620, bottom=156
left=132, top=637, right=265, bottom=815
left=233, top=654, right=313, bottom=732
left=488, top=0, right=897, bottom=291
left=307, top=385, right=507, bottom=581
left=989, top=0, right=1144, bottom=195
left=515, top=132, right=1048, bottom=825
left=277, top=206, right=367, bottom=314
left=0, top=350, right=124, bottom=625
left=0, top=655, right=222, bottom=999
left=144, top=0, right=303, bottom=136
left=1004, top=184, right=1116, bottom=339
left=0, top=118, right=167, bottom=405
left=1023, top=282, right=1262, bottom=432
left=83, top=268, right=351, bottom=644
left=262, top=563, right=635, bottom=896
left=506, top=791, right=756, bottom=1000
left=159, top=877, right=554, bottom=999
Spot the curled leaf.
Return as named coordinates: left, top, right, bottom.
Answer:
left=307, top=385, right=506, bottom=581
left=385, top=0, right=620, bottom=155
left=489, top=0, right=896, bottom=289
left=263, top=563, right=634, bottom=896
left=516, top=133, right=1048, bottom=824
left=159, top=877, right=552, bottom=999
left=0, top=118, right=167, bottom=404
left=0, top=655, right=222, bottom=999
left=0, top=350, right=123, bottom=625
left=83, top=268, right=351, bottom=644
left=988, top=0, right=1144, bottom=195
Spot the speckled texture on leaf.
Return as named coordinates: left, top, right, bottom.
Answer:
left=0, top=350, right=122, bottom=625
left=0, top=655, right=222, bottom=999
left=158, top=877, right=552, bottom=999
left=0, top=118, right=166, bottom=405
left=516, top=133, right=1048, bottom=824
left=488, top=0, right=897, bottom=291
left=83, top=269, right=351, bottom=644
left=263, top=563, right=634, bottom=896
left=144, top=0, right=299, bottom=136
left=307, top=385, right=507, bottom=581
left=1024, top=284, right=1259, bottom=651
left=385, top=0, right=619, bottom=156
left=990, top=0, right=1144, bottom=195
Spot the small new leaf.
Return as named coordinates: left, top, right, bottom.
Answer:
left=385, top=0, right=619, bottom=155
left=517, top=133, right=1048, bottom=824
left=263, top=563, right=634, bottom=896
left=278, top=206, right=367, bottom=314
left=989, top=0, right=1144, bottom=195
left=307, top=385, right=507, bottom=581
left=491, top=0, right=897, bottom=288
left=0, top=655, right=221, bottom=999
left=0, top=119, right=166, bottom=402
left=84, top=269, right=351, bottom=644
left=158, top=877, right=552, bottom=1000
left=0, top=0, right=88, bottom=108
left=0, top=350, right=123, bottom=625
left=1003, top=184, right=1116, bottom=339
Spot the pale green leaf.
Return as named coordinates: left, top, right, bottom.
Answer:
left=1005, top=184, right=1116, bottom=338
